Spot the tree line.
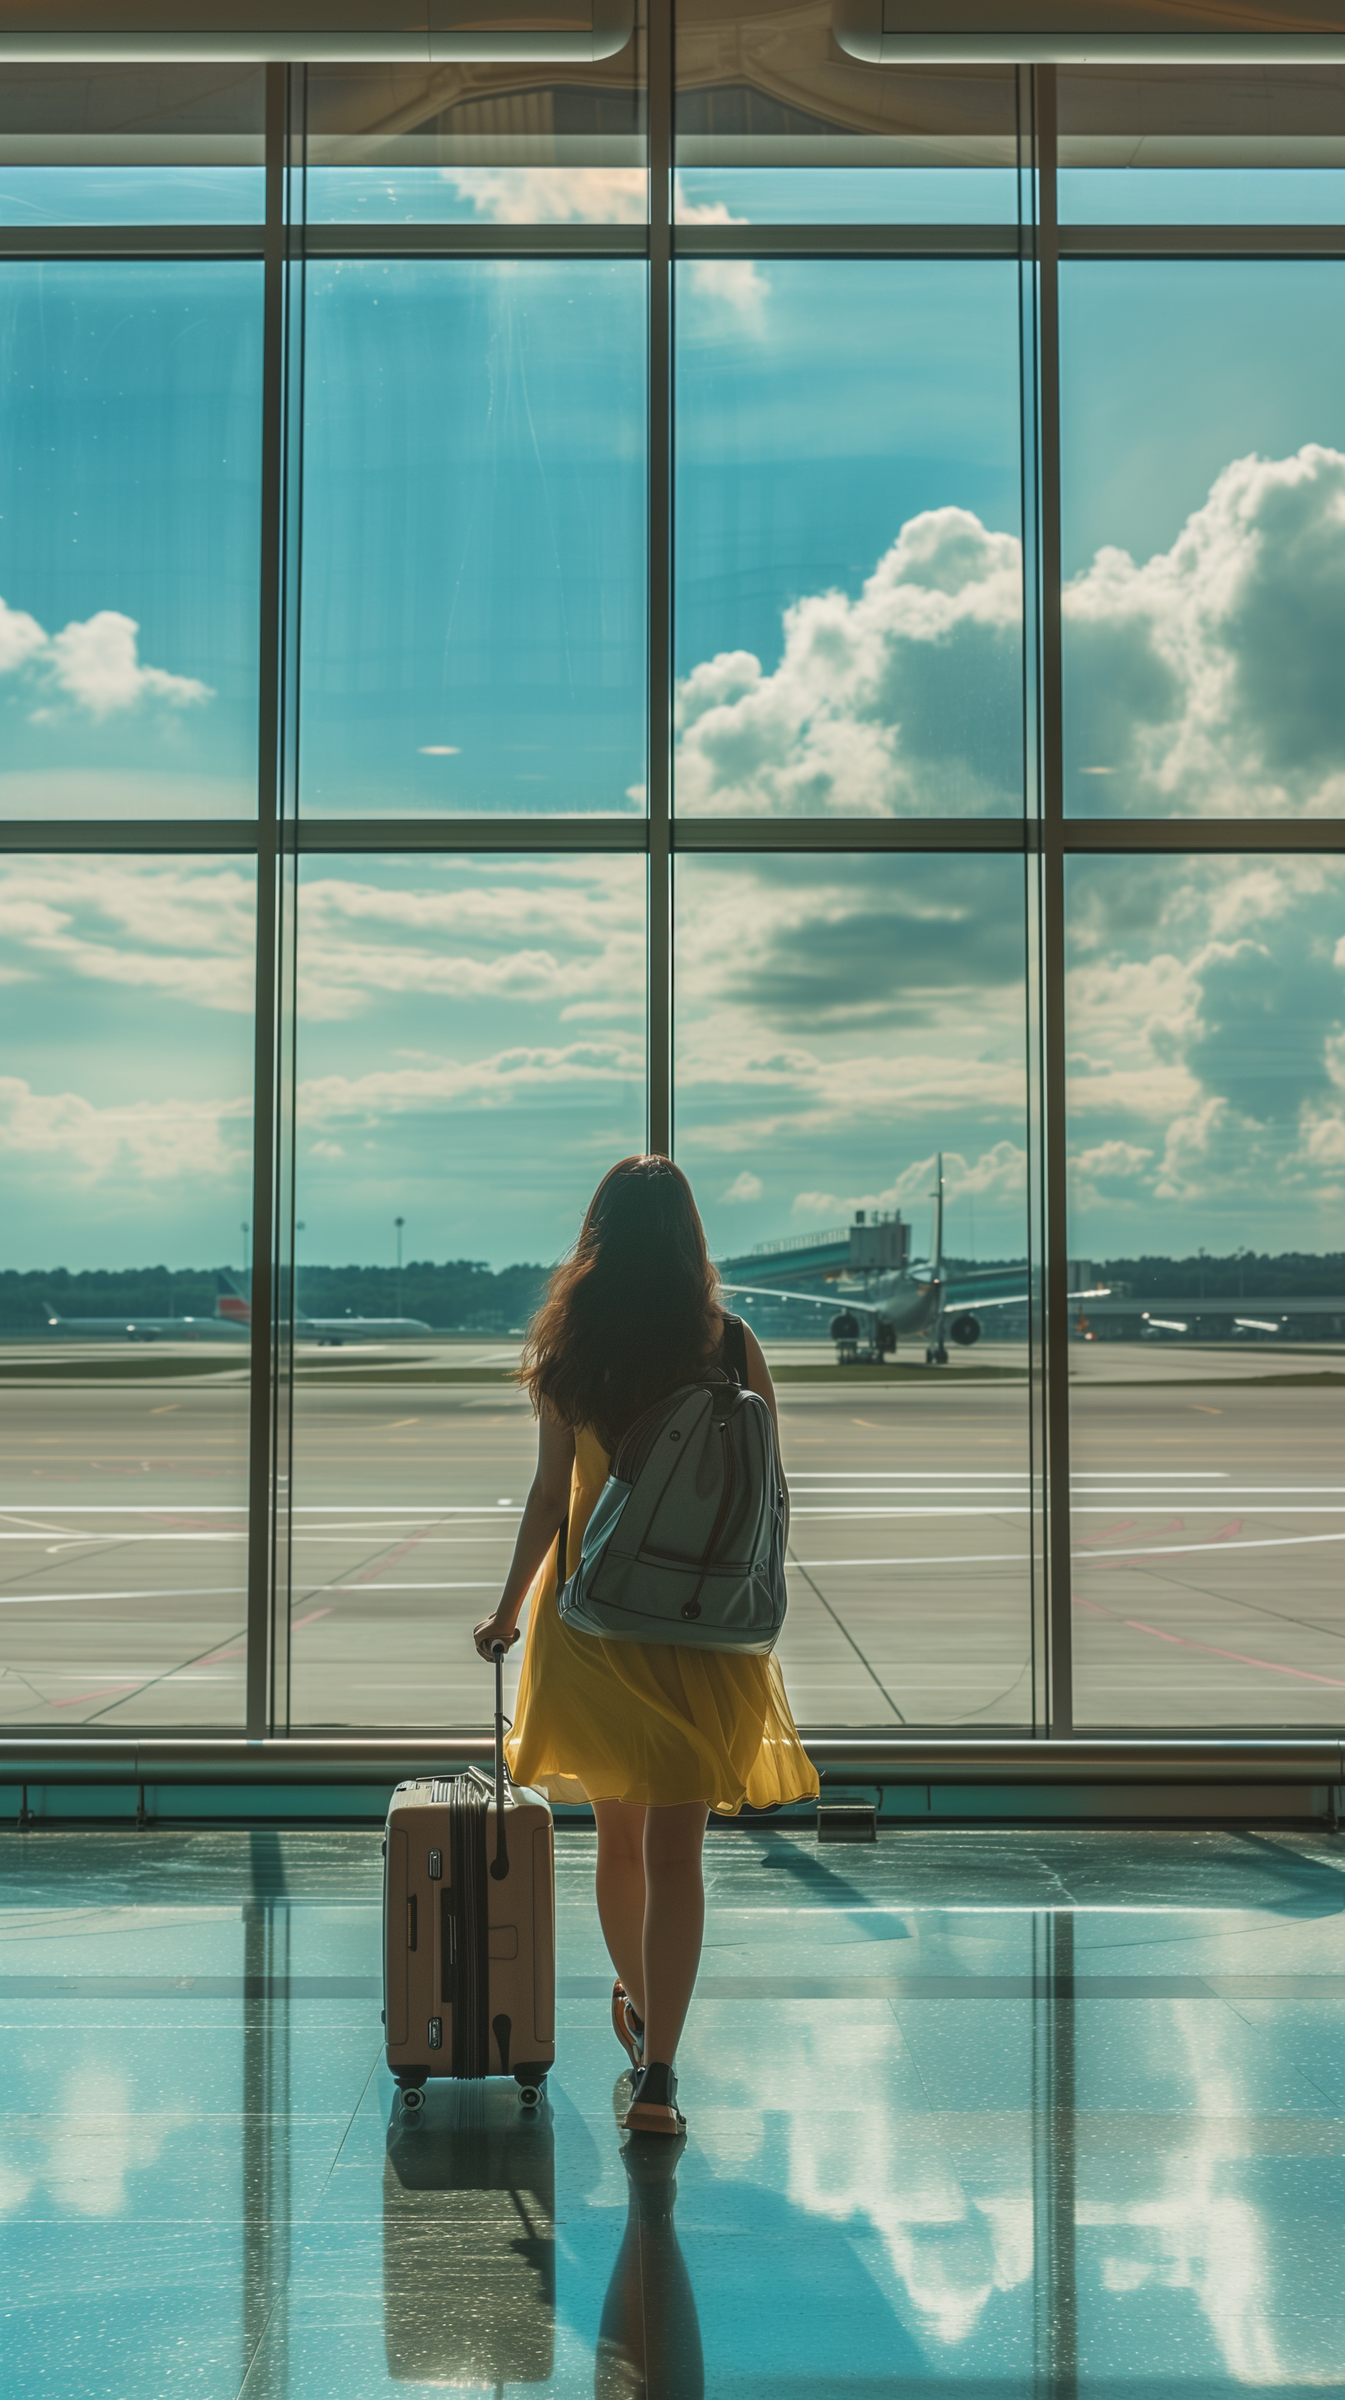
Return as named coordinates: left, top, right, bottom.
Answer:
left=0, top=1260, right=550, bottom=1332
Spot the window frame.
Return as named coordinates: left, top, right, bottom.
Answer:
left=3, top=34, right=1343, bottom=1744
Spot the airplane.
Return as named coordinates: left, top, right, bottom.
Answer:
left=719, top=1156, right=1109, bottom=1366
left=216, top=1272, right=433, bottom=1347
left=41, top=1273, right=250, bottom=1342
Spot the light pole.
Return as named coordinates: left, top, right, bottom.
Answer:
left=394, top=1217, right=405, bottom=1323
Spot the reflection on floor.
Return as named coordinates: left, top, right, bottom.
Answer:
left=3, top=1823, right=1345, bottom=2396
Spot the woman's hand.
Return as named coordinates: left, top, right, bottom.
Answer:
left=472, top=1609, right=520, bottom=1662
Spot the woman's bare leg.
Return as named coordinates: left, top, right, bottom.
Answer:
left=640, top=1803, right=708, bottom=2066
left=593, top=1798, right=648, bottom=2020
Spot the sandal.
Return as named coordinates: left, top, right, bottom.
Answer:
left=611, top=1979, right=645, bottom=2070
left=621, top=2060, right=685, bottom=2138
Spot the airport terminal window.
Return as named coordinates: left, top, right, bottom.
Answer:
left=284, top=852, right=646, bottom=1730
left=673, top=851, right=1037, bottom=1727
left=1056, top=65, right=1345, bottom=226
left=302, top=53, right=646, bottom=227
left=1059, top=260, right=1345, bottom=821
left=0, top=65, right=266, bottom=227
left=673, top=259, right=1024, bottom=818
left=0, top=853, right=256, bottom=1729
left=0, top=261, right=264, bottom=823
left=1066, top=854, right=1345, bottom=1726
left=298, top=260, right=648, bottom=820
left=3, top=49, right=1344, bottom=1743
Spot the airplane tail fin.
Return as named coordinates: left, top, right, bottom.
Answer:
left=215, top=1270, right=251, bottom=1326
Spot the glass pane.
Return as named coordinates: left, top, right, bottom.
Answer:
left=1066, top=854, right=1345, bottom=1728
left=1059, top=64, right=1345, bottom=225
left=0, top=263, right=263, bottom=822
left=1059, top=261, right=1345, bottom=819
left=0, top=855, right=255, bottom=1731
left=675, top=851, right=1035, bottom=1728
left=0, top=65, right=265, bottom=226
left=287, top=853, right=645, bottom=1729
left=674, top=166, right=1016, bottom=224
left=298, top=261, right=647, bottom=817
left=674, top=259, right=1023, bottom=818
left=305, top=58, right=643, bottom=224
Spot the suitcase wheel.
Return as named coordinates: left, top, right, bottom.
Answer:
left=394, top=2077, right=427, bottom=2113
left=515, top=2075, right=546, bottom=2109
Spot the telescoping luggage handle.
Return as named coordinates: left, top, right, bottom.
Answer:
left=489, top=1642, right=509, bottom=1881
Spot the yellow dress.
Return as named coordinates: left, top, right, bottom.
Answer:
left=505, top=1424, right=820, bottom=1815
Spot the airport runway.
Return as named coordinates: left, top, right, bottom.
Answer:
left=1, top=1340, right=1342, bottom=1733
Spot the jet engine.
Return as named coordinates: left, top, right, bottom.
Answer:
left=948, top=1313, right=981, bottom=1347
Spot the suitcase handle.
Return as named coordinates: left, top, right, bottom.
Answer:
left=489, top=1642, right=510, bottom=1881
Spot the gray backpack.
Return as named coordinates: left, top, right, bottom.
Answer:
left=556, top=1336, right=788, bottom=1655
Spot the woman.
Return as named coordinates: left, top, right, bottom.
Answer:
left=473, top=1155, right=819, bottom=2137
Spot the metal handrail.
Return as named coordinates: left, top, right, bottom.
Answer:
left=2, top=1734, right=1341, bottom=1787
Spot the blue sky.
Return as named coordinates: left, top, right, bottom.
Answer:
left=2, top=203, right=1344, bottom=1273
left=299, top=259, right=647, bottom=819
left=0, top=261, right=261, bottom=821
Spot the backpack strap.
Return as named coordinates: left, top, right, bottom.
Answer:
left=721, top=1310, right=748, bottom=1387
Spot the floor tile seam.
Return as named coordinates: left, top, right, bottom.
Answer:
left=326, top=2048, right=387, bottom=2181
left=1205, top=1984, right=1345, bottom=2111
left=234, top=2278, right=290, bottom=2400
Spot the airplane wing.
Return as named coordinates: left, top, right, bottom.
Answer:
left=721, top=1279, right=1110, bottom=1314
left=719, top=1280, right=934, bottom=1317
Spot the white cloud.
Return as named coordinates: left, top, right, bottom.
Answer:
left=0, top=860, right=255, bottom=1015
left=790, top=1190, right=844, bottom=1222
left=675, top=446, right=1345, bottom=821
left=674, top=183, right=771, bottom=319
left=1305, top=1114, right=1345, bottom=1167
left=0, top=597, right=211, bottom=719
left=295, top=863, right=644, bottom=1023
left=1063, top=850, right=1345, bottom=1238
left=675, top=508, right=1022, bottom=817
left=721, top=1169, right=763, bottom=1203
left=434, top=169, right=770, bottom=318
left=1064, top=444, right=1345, bottom=816
left=0, top=1076, right=250, bottom=1187
left=0, top=595, right=46, bottom=674
left=438, top=166, right=646, bottom=226
left=1073, top=1139, right=1154, bottom=1182
left=0, top=2067, right=188, bottom=2221
left=297, top=1039, right=643, bottom=1131
left=788, top=1145, right=1027, bottom=1227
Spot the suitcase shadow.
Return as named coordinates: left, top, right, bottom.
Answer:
left=382, top=2079, right=555, bottom=2386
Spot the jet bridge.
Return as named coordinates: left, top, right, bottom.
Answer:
left=718, top=1211, right=910, bottom=1292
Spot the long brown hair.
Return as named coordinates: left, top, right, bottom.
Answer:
left=521, top=1156, right=722, bottom=1446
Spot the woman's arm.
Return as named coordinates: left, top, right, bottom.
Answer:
left=472, top=1407, right=575, bottom=1659
left=738, top=1318, right=789, bottom=1538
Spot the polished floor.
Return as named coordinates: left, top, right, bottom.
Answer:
left=3, top=1340, right=1344, bottom=1730
left=3, top=1823, right=1345, bottom=2396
